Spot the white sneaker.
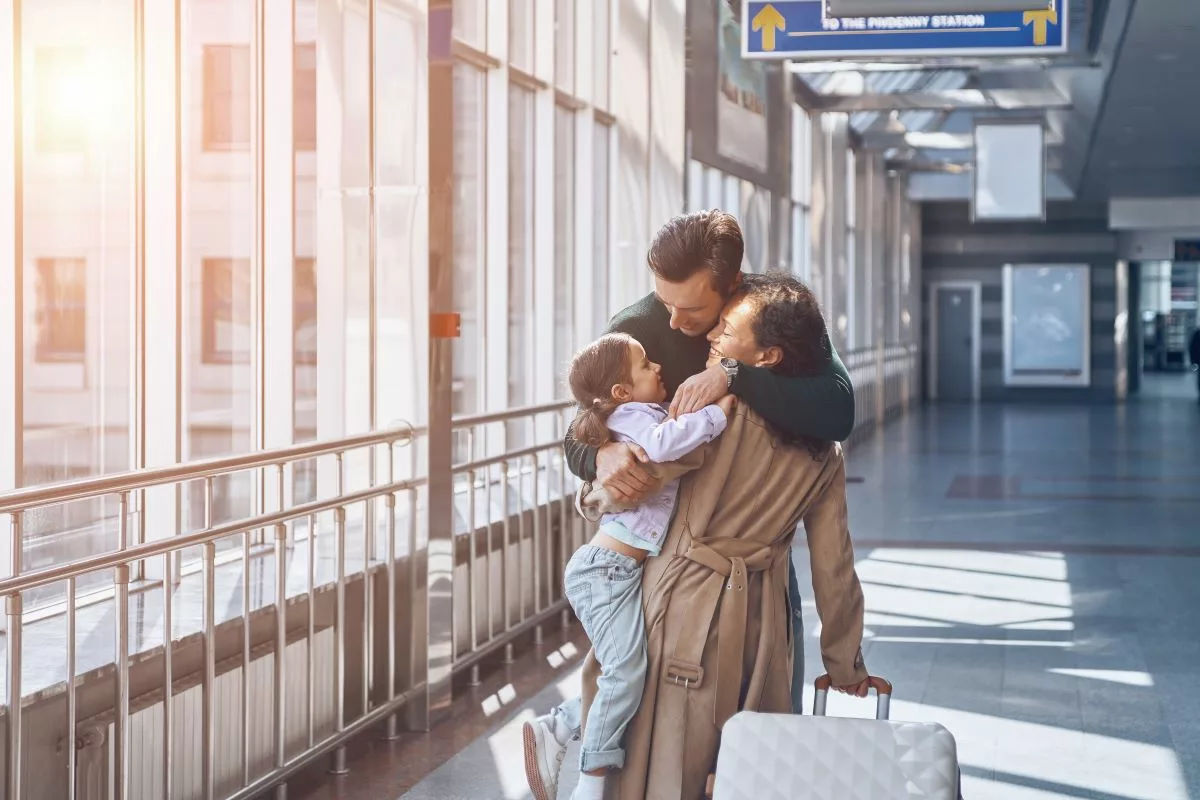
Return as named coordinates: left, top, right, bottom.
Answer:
left=523, top=714, right=568, bottom=800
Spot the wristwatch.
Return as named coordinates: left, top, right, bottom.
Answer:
left=719, top=357, right=739, bottom=389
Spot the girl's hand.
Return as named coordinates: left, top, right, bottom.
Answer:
left=716, top=394, right=737, bottom=418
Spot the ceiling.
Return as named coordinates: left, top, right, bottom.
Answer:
left=792, top=0, right=1200, bottom=200
left=1082, top=0, right=1200, bottom=197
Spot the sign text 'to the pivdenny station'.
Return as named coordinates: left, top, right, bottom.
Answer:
left=743, top=1, right=1067, bottom=59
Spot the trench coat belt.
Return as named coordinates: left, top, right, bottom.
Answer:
left=669, top=541, right=786, bottom=729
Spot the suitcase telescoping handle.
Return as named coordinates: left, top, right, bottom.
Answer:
left=812, top=674, right=893, bottom=720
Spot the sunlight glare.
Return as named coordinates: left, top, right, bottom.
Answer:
left=480, top=683, right=517, bottom=717
left=889, top=699, right=1187, bottom=800
left=1048, top=668, right=1154, bottom=687
left=487, top=709, right=540, bottom=799
left=866, top=549, right=1068, bottom=581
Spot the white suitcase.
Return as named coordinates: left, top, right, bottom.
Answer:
left=711, top=675, right=961, bottom=800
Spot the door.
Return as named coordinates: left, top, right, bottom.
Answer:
left=936, top=286, right=976, bottom=402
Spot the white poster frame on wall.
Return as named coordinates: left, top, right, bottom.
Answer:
left=1002, top=263, right=1091, bottom=387
left=971, top=120, right=1046, bottom=223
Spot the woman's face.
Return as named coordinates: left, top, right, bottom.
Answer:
left=707, top=296, right=769, bottom=368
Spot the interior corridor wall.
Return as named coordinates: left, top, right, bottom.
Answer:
left=921, top=201, right=1118, bottom=403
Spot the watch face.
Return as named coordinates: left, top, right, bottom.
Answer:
left=720, top=357, right=738, bottom=370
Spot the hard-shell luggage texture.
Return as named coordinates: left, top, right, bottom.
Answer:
left=710, top=675, right=961, bottom=800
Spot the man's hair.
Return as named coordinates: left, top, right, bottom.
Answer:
left=741, top=272, right=832, bottom=379
left=646, top=210, right=744, bottom=295
left=740, top=272, right=833, bottom=457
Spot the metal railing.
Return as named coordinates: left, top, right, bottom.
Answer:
left=0, top=341, right=927, bottom=798
left=843, top=343, right=920, bottom=450
left=0, top=400, right=580, bottom=800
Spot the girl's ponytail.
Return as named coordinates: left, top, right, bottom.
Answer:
left=567, top=334, right=636, bottom=447
left=572, top=398, right=618, bottom=448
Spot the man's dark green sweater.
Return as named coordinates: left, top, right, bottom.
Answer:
left=564, top=292, right=856, bottom=481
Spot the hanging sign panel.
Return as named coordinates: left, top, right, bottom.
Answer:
left=829, top=0, right=1051, bottom=14
left=742, top=0, right=1067, bottom=60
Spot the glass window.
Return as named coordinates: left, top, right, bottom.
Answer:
left=723, top=175, right=741, bottom=224
left=34, top=258, right=87, bottom=362
left=453, top=64, right=486, bottom=423
left=294, top=3, right=317, bottom=468
left=20, top=3, right=135, bottom=604
left=509, top=0, right=535, bottom=72
left=294, top=43, right=317, bottom=151
left=34, top=47, right=88, bottom=153
left=593, top=121, right=611, bottom=331
left=185, top=0, right=255, bottom=537
left=508, top=84, right=535, bottom=442
left=792, top=204, right=810, bottom=282
left=506, top=86, right=535, bottom=443
left=844, top=150, right=858, bottom=350
left=704, top=167, right=722, bottom=210
left=294, top=258, right=317, bottom=366
left=594, top=0, right=610, bottom=109
left=554, top=105, right=575, bottom=388
left=555, top=0, right=574, bottom=92
left=792, top=104, right=811, bottom=204
left=742, top=183, right=769, bottom=273
left=453, top=0, right=487, bottom=50
left=201, top=258, right=252, bottom=364
left=202, top=44, right=251, bottom=151
left=686, top=160, right=704, bottom=212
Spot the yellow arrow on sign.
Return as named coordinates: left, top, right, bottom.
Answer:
left=1022, top=7, right=1058, bottom=46
left=753, top=3, right=786, bottom=52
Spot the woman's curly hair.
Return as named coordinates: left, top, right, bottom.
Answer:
left=740, top=272, right=834, bottom=458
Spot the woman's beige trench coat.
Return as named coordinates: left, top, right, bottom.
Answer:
left=577, top=407, right=868, bottom=800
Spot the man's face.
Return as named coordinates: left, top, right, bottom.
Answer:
left=654, top=271, right=730, bottom=338
left=706, top=295, right=772, bottom=368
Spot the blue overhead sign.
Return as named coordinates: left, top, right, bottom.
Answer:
left=742, top=1, right=1067, bottom=59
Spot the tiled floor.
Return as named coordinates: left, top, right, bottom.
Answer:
left=296, top=373, right=1200, bottom=800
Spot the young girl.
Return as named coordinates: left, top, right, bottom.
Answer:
left=523, top=332, right=734, bottom=800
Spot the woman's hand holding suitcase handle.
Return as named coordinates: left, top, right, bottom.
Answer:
left=813, top=674, right=893, bottom=719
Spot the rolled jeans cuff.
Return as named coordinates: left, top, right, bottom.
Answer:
left=579, top=746, right=626, bottom=773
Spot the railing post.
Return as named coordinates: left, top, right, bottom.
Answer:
left=114, top=494, right=131, bottom=800
left=415, top=0, right=456, bottom=734
left=383, top=487, right=400, bottom=741
left=330, top=505, right=349, bottom=774
left=202, top=541, right=217, bottom=800
left=875, top=341, right=886, bottom=428
left=67, top=575, right=78, bottom=800
left=273, top=522, right=288, bottom=797
left=5, top=591, right=22, bottom=800
left=114, top=562, right=131, bottom=800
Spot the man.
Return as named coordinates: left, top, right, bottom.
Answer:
left=565, top=209, right=854, bottom=700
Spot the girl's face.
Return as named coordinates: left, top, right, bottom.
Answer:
left=614, top=340, right=666, bottom=404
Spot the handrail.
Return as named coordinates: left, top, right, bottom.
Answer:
left=0, top=477, right=421, bottom=596
left=0, top=399, right=574, bottom=515
left=0, top=426, right=417, bottom=515
left=452, top=399, right=574, bottom=428
left=0, top=424, right=575, bottom=596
